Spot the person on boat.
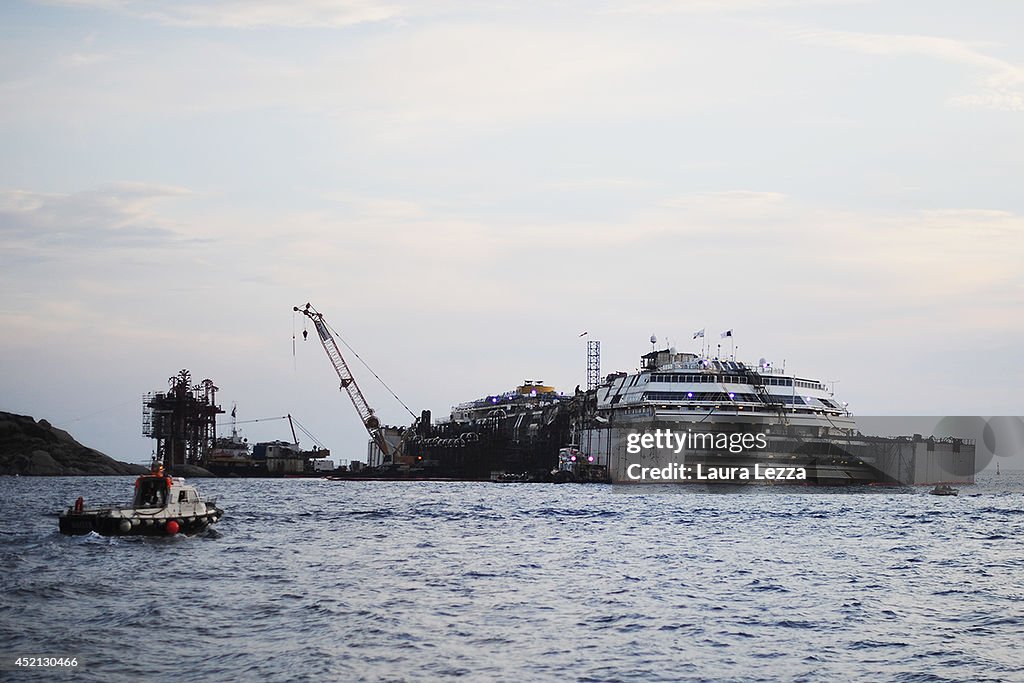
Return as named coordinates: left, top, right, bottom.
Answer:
left=136, top=477, right=167, bottom=507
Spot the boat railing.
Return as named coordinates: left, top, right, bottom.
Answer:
left=66, top=501, right=129, bottom=513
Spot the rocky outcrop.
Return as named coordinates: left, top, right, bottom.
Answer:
left=0, top=412, right=149, bottom=476
left=167, top=463, right=215, bottom=478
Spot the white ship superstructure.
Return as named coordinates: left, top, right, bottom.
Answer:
left=598, top=348, right=851, bottom=424
left=581, top=347, right=866, bottom=483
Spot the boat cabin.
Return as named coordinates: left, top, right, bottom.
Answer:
left=134, top=474, right=172, bottom=508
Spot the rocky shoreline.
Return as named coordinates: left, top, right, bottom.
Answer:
left=0, top=411, right=149, bottom=476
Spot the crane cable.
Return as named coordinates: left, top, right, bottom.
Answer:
left=215, top=416, right=288, bottom=427
left=320, top=317, right=417, bottom=420
left=213, top=414, right=326, bottom=449
left=291, top=416, right=327, bottom=450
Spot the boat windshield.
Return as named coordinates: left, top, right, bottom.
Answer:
left=135, top=477, right=168, bottom=507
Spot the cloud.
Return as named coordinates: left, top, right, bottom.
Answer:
left=794, top=27, right=1024, bottom=112
left=601, top=0, right=867, bottom=15
left=57, top=52, right=111, bottom=68
left=257, top=187, right=1024, bottom=333
left=660, top=190, right=788, bottom=212
left=638, top=191, right=1024, bottom=319
left=543, top=177, right=651, bottom=194
left=42, top=0, right=873, bottom=27
left=0, top=183, right=197, bottom=252
left=2, top=16, right=695, bottom=135
left=949, top=90, right=1024, bottom=112
left=40, top=0, right=409, bottom=28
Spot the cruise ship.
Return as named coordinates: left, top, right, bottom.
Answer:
left=370, top=344, right=975, bottom=486
left=576, top=346, right=973, bottom=484
left=578, top=347, right=852, bottom=483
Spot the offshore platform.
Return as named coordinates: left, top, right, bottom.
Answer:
left=142, top=369, right=222, bottom=468
left=142, top=368, right=331, bottom=476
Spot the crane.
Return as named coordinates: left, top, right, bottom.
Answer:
left=294, top=303, right=395, bottom=461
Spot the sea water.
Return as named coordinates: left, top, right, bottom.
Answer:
left=1, top=474, right=1022, bottom=681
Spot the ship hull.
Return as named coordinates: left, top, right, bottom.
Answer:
left=58, top=509, right=223, bottom=536
left=579, top=414, right=974, bottom=485
left=203, top=462, right=331, bottom=478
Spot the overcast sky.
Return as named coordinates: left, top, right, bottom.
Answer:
left=1, top=0, right=1022, bottom=467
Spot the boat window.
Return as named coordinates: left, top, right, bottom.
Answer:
left=135, top=478, right=167, bottom=507
left=765, top=395, right=806, bottom=405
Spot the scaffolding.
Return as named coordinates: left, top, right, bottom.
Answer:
left=142, top=369, right=223, bottom=467
left=587, top=340, right=601, bottom=392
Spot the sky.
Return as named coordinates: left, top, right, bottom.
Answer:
left=1, top=0, right=1022, bottom=467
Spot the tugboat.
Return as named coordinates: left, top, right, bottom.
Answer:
left=929, top=483, right=959, bottom=496
left=551, top=446, right=610, bottom=484
left=58, top=461, right=224, bottom=536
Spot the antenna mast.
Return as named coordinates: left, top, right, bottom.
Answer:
left=587, top=340, right=601, bottom=391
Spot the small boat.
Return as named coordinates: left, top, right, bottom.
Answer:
left=929, top=483, right=959, bottom=496
left=59, top=461, right=224, bottom=536
left=492, top=472, right=531, bottom=483
left=551, top=446, right=610, bottom=484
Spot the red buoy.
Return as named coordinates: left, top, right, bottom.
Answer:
left=166, top=520, right=180, bottom=535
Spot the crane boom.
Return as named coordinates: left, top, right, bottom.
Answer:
left=294, top=303, right=391, bottom=459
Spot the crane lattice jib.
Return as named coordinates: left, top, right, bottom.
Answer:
left=301, top=306, right=391, bottom=459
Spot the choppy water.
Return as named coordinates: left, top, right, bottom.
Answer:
left=2, top=474, right=1023, bottom=682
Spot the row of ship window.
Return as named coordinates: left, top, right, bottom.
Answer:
left=649, top=373, right=759, bottom=384
left=648, top=374, right=825, bottom=391
left=642, top=392, right=841, bottom=408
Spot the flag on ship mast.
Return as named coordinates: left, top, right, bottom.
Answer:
left=721, top=330, right=733, bottom=338
left=693, top=329, right=705, bottom=339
